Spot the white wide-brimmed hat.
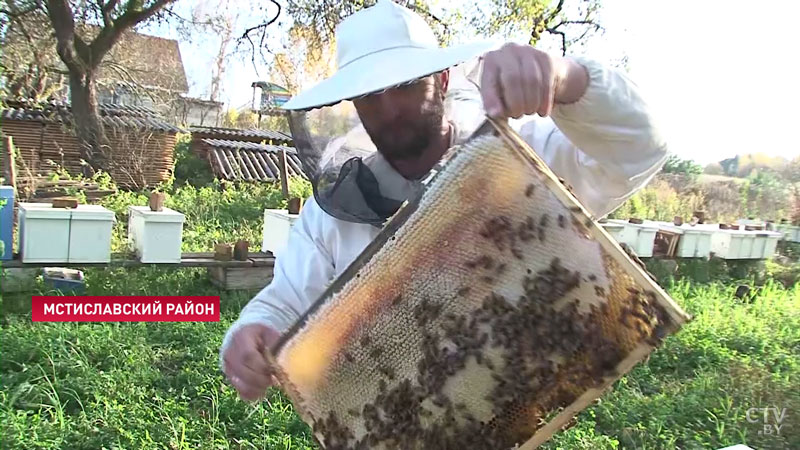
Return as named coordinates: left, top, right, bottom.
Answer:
left=281, top=0, right=498, bottom=111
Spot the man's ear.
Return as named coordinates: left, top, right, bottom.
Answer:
left=439, top=70, right=450, bottom=97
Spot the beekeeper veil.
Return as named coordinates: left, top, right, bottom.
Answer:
left=287, top=58, right=487, bottom=226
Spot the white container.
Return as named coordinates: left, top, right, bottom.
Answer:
left=775, top=224, right=800, bottom=243
left=762, top=233, right=781, bottom=258
left=19, top=203, right=71, bottom=263
left=68, top=205, right=115, bottom=263
left=262, top=209, right=299, bottom=258
left=656, top=222, right=714, bottom=258
left=708, top=227, right=781, bottom=259
left=128, top=206, right=185, bottom=263
left=602, top=219, right=658, bottom=257
left=600, top=221, right=625, bottom=243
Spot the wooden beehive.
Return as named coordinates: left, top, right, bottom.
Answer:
left=268, top=119, right=691, bottom=450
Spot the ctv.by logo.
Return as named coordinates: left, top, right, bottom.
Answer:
left=746, top=406, right=788, bottom=436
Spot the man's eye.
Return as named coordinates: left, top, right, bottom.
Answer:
left=399, top=80, right=422, bottom=90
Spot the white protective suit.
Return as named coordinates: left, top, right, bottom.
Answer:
left=219, top=57, right=668, bottom=371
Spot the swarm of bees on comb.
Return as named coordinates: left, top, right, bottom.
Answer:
left=268, top=120, right=690, bottom=450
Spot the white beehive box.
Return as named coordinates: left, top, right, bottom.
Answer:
left=602, top=219, right=658, bottom=257
left=19, top=203, right=115, bottom=263
left=655, top=223, right=713, bottom=258
left=128, top=206, right=185, bottom=263
left=775, top=224, right=800, bottom=243
left=68, top=205, right=115, bottom=263
left=262, top=209, right=299, bottom=258
left=600, top=221, right=625, bottom=242
left=19, top=203, right=70, bottom=263
left=760, top=232, right=781, bottom=259
left=709, top=226, right=782, bottom=259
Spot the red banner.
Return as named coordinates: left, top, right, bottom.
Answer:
left=31, top=296, right=220, bottom=322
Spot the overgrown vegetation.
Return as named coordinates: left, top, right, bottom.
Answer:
left=610, top=171, right=798, bottom=224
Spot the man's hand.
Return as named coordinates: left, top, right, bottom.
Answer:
left=222, top=323, right=281, bottom=402
left=480, top=43, right=589, bottom=119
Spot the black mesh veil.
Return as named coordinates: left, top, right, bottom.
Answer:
left=288, top=58, right=486, bottom=227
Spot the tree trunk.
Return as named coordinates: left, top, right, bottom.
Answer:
left=68, top=68, right=110, bottom=176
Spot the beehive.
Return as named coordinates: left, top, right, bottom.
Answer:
left=269, top=119, right=691, bottom=450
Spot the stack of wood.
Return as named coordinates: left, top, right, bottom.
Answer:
left=1, top=102, right=180, bottom=189
left=16, top=176, right=117, bottom=203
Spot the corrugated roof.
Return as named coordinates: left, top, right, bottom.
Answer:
left=190, top=126, right=292, bottom=143
left=200, top=138, right=297, bottom=154
left=0, top=101, right=182, bottom=133
left=201, top=139, right=307, bottom=182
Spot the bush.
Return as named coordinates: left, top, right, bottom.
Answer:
left=171, top=133, right=216, bottom=188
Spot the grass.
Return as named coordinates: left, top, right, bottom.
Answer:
left=1, top=178, right=799, bottom=449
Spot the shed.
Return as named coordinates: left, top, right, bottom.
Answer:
left=193, top=139, right=306, bottom=182
left=0, top=100, right=182, bottom=188
left=188, top=126, right=304, bottom=184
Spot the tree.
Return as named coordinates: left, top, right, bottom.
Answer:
left=470, top=0, right=604, bottom=55
left=0, top=5, right=67, bottom=101
left=662, top=154, right=703, bottom=177
left=1, top=0, right=179, bottom=176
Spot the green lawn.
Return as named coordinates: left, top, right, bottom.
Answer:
left=2, top=269, right=797, bottom=450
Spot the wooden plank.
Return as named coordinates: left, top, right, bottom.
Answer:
left=247, top=151, right=269, bottom=180
left=255, top=151, right=276, bottom=179
left=3, top=135, right=17, bottom=190
left=285, top=154, right=303, bottom=177
left=278, top=147, right=289, bottom=198
left=264, top=153, right=281, bottom=180
left=1, top=253, right=273, bottom=268
left=207, top=266, right=274, bottom=290
left=236, top=149, right=254, bottom=181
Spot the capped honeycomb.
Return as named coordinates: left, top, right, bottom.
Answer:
left=268, top=119, right=690, bottom=450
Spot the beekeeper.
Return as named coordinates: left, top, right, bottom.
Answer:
left=220, top=0, right=668, bottom=401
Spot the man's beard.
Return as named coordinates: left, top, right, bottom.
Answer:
left=363, top=87, right=445, bottom=161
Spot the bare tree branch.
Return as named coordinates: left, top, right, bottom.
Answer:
left=237, top=0, right=280, bottom=74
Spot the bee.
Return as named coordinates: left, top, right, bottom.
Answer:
left=525, top=184, right=535, bottom=197
left=379, top=365, right=395, bottom=380
left=540, top=214, right=550, bottom=228
left=588, top=274, right=597, bottom=282
left=343, top=351, right=355, bottom=363
left=457, top=286, right=471, bottom=297
left=369, top=346, right=383, bottom=359
left=360, top=334, right=371, bottom=347
left=558, top=214, right=566, bottom=228
left=594, top=286, right=606, bottom=297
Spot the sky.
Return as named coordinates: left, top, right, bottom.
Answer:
left=145, top=0, right=800, bottom=165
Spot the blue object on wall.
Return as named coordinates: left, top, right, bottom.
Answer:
left=0, top=186, right=13, bottom=260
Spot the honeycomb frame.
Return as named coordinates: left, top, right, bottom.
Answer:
left=268, top=118, right=691, bottom=450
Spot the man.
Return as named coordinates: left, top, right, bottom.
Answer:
left=220, top=0, right=667, bottom=402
